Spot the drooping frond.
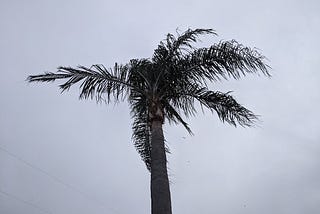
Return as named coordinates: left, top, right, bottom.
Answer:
left=129, top=89, right=151, bottom=170
left=180, top=40, right=270, bottom=82
left=162, top=100, right=193, bottom=134
left=132, top=113, right=151, bottom=171
left=27, top=64, right=139, bottom=103
left=190, top=88, right=258, bottom=127
left=162, top=83, right=198, bottom=120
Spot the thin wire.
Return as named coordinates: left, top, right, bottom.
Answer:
left=0, top=188, right=53, bottom=214
left=0, top=146, right=120, bottom=214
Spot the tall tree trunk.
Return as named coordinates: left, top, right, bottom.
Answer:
left=150, top=120, right=172, bottom=214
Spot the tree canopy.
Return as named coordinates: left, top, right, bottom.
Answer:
left=28, top=28, right=270, bottom=170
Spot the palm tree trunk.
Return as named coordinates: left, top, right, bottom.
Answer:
left=150, top=120, right=172, bottom=214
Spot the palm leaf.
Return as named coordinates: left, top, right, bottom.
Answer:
left=27, top=64, right=140, bottom=103
left=129, top=90, right=152, bottom=170
left=132, top=114, right=151, bottom=171
left=179, top=40, right=270, bottom=82
left=192, top=88, right=258, bottom=127
left=162, top=100, right=193, bottom=134
left=168, top=28, right=217, bottom=55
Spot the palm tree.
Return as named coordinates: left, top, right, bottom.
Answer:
left=27, top=28, right=270, bottom=214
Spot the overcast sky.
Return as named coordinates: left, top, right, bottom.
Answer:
left=1, top=0, right=319, bottom=213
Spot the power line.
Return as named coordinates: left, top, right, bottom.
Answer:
left=0, top=145, right=120, bottom=214
left=0, top=188, right=53, bottom=214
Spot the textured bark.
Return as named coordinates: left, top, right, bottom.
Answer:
left=150, top=120, right=172, bottom=214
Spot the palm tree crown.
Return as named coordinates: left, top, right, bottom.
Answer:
left=28, top=28, right=270, bottom=170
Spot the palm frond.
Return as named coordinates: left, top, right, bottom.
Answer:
left=132, top=113, right=151, bottom=171
left=191, top=88, right=258, bottom=127
left=152, top=28, right=217, bottom=65
left=170, top=28, right=217, bottom=54
left=129, top=90, right=151, bottom=171
left=128, top=59, right=154, bottom=90
left=180, top=40, right=270, bottom=82
left=162, top=100, right=193, bottom=134
left=27, top=64, right=139, bottom=103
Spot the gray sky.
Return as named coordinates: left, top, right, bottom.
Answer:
left=0, top=0, right=319, bottom=213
